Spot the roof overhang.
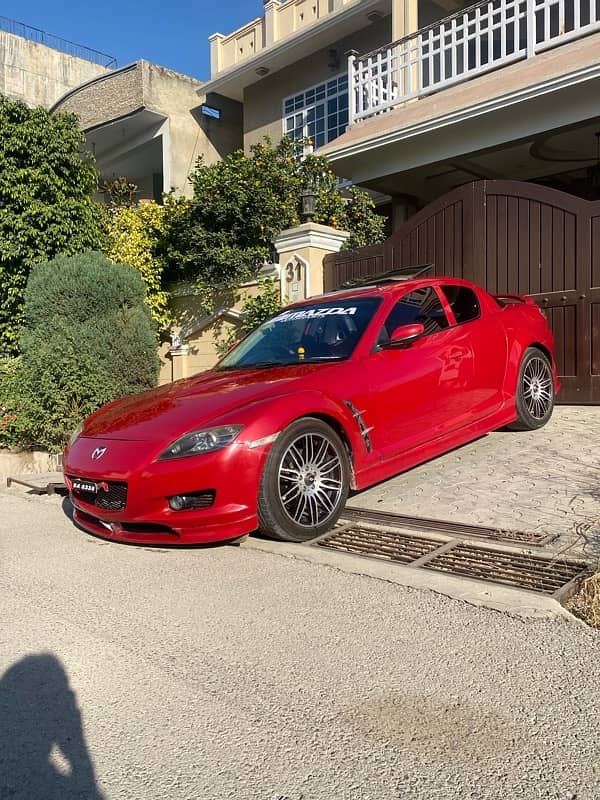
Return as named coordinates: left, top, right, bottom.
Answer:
left=200, top=0, right=390, bottom=102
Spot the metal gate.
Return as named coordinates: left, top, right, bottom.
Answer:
left=323, top=181, right=599, bottom=403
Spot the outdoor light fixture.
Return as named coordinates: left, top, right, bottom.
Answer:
left=255, top=66, right=270, bottom=76
left=301, top=188, right=317, bottom=223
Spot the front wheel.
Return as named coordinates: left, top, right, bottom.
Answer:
left=258, top=417, right=349, bottom=542
left=507, top=347, right=555, bottom=431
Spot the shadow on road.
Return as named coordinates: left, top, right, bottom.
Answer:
left=0, top=653, right=104, bottom=799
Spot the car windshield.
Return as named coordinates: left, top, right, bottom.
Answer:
left=217, top=297, right=381, bottom=369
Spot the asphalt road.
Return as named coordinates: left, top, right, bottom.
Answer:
left=1, top=490, right=599, bottom=800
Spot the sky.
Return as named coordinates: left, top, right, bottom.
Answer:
left=1, top=1, right=266, bottom=80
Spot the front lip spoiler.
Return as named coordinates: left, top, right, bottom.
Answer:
left=74, top=508, right=180, bottom=538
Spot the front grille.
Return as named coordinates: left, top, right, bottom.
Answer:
left=69, top=476, right=128, bottom=511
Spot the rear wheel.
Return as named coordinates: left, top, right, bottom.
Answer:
left=507, top=347, right=555, bottom=431
left=258, top=417, right=349, bottom=542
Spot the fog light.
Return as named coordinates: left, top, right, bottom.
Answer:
left=168, top=491, right=216, bottom=511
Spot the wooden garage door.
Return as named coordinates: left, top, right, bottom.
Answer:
left=323, top=181, right=598, bottom=403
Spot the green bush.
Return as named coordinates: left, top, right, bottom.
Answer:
left=0, top=96, right=108, bottom=356
left=106, top=201, right=172, bottom=330
left=0, top=358, right=21, bottom=450
left=1, top=252, right=159, bottom=452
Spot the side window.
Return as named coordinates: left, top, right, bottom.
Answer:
left=377, top=287, right=449, bottom=345
left=441, top=285, right=480, bottom=324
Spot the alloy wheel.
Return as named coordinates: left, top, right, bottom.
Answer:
left=522, top=356, right=553, bottom=419
left=277, top=432, right=344, bottom=528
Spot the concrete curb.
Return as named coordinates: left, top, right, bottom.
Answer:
left=242, top=536, right=586, bottom=625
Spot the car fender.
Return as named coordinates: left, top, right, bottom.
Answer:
left=207, top=389, right=367, bottom=486
left=500, top=306, right=556, bottom=396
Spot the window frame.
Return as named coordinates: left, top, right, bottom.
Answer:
left=282, top=73, right=350, bottom=148
left=439, top=284, right=482, bottom=326
left=375, top=286, right=451, bottom=349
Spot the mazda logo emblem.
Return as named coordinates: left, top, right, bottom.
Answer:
left=91, top=447, right=107, bottom=460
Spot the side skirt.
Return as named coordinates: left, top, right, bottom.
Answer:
left=354, top=404, right=517, bottom=491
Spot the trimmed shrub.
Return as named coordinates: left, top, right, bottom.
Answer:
left=1, top=251, right=159, bottom=452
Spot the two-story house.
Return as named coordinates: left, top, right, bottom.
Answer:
left=201, top=0, right=600, bottom=402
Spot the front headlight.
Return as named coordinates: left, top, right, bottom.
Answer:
left=68, top=422, right=84, bottom=449
left=158, top=425, right=243, bottom=461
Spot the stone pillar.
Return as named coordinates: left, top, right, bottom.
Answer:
left=392, top=0, right=419, bottom=40
left=264, top=1, right=280, bottom=46
left=209, top=33, right=224, bottom=76
left=273, top=222, right=350, bottom=302
left=168, top=337, right=190, bottom=381
left=392, top=0, right=419, bottom=98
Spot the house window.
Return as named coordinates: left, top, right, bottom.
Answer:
left=283, top=74, right=349, bottom=148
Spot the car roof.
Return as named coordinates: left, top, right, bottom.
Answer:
left=294, top=274, right=479, bottom=307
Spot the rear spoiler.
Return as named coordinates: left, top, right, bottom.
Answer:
left=494, top=293, right=536, bottom=306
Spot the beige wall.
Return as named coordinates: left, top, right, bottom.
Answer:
left=243, top=15, right=391, bottom=150
left=159, top=282, right=263, bottom=384
left=53, top=61, right=243, bottom=199
left=0, top=30, right=109, bottom=108
left=159, top=319, right=240, bottom=384
left=141, top=63, right=215, bottom=194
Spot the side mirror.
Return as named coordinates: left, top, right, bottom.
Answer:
left=382, top=322, right=425, bottom=349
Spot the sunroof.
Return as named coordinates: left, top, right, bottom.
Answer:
left=340, top=264, right=433, bottom=289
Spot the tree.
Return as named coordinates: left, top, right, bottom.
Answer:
left=0, top=252, right=159, bottom=452
left=107, top=201, right=172, bottom=330
left=163, top=136, right=385, bottom=304
left=0, top=96, right=107, bottom=356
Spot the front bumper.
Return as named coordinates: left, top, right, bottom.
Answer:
left=63, top=436, right=268, bottom=545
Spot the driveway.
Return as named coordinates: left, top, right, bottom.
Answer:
left=348, top=406, right=600, bottom=558
left=1, top=489, right=600, bottom=800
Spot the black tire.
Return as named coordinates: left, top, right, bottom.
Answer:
left=507, top=347, right=555, bottom=431
left=258, top=417, right=349, bottom=542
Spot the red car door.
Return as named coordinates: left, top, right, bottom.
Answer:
left=439, top=284, right=508, bottom=421
left=366, top=286, right=475, bottom=461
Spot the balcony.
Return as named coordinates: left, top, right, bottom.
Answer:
left=349, top=0, right=600, bottom=123
left=205, top=0, right=389, bottom=101
left=210, top=0, right=357, bottom=76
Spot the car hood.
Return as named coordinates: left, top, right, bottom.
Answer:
left=81, top=364, right=329, bottom=442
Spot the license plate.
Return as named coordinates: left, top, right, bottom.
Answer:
left=72, top=478, right=98, bottom=494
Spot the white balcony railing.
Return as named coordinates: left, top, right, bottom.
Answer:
left=350, top=0, right=600, bottom=123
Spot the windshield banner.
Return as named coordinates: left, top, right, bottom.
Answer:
left=275, top=307, right=357, bottom=323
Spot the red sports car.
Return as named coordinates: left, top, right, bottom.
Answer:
left=64, top=270, right=558, bottom=546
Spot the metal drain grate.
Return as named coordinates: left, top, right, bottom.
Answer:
left=317, top=523, right=590, bottom=598
left=424, top=543, right=588, bottom=596
left=339, top=507, right=556, bottom=546
left=318, top=524, right=443, bottom=564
